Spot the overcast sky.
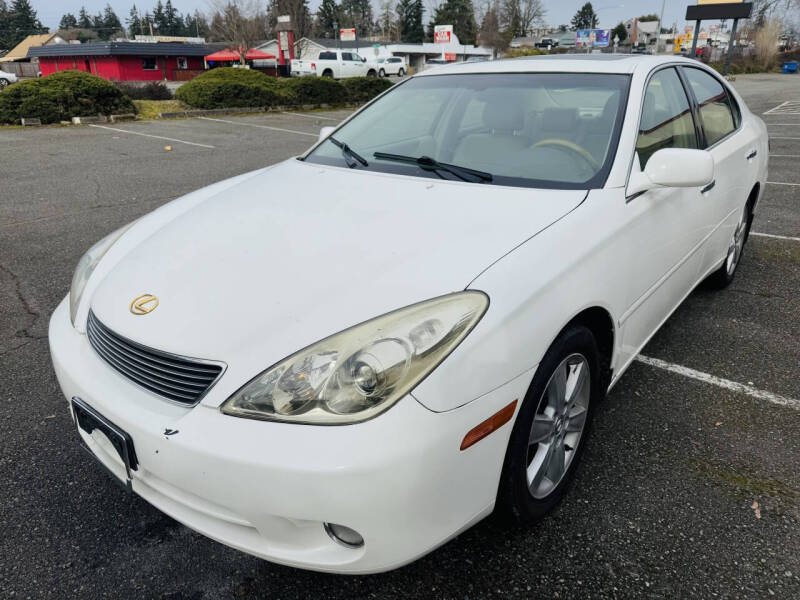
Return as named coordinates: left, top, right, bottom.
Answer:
left=34, top=0, right=699, bottom=34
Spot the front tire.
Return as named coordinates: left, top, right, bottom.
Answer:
left=398, top=68, right=405, bottom=77
left=0, top=79, right=8, bottom=89
left=379, top=68, right=386, bottom=77
left=496, top=325, right=601, bottom=523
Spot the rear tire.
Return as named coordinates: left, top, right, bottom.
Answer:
left=398, top=68, right=405, bottom=77
left=379, top=68, right=386, bottom=77
left=0, top=79, right=8, bottom=89
left=367, top=69, right=377, bottom=77
left=496, top=325, right=601, bottom=523
left=322, top=69, right=333, bottom=78
left=706, top=199, right=752, bottom=289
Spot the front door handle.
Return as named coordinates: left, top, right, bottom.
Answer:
left=746, top=149, right=758, bottom=160
left=701, top=180, right=715, bottom=194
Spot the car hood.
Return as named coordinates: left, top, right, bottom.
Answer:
left=90, top=159, right=585, bottom=400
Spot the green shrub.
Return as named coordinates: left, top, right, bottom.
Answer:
left=280, top=75, right=349, bottom=105
left=503, top=47, right=546, bottom=58
left=116, top=81, right=172, bottom=100
left=175, top=69, right=390, bottom=109
left=341, top=77, right=393, bottom=103
left=175, top=67, right=285, bottom=108
left=0, top=70, right=135, bottom=125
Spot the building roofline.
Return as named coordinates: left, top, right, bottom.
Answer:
left=27, top=41, right=214, bottom=58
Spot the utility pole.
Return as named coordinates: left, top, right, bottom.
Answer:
left=656, top=0, right=666, bottom=53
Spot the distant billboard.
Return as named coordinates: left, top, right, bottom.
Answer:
left=434, top=25, right=453, bottom=44
left=339, top=28, right=356, bottom=41
left=576, top=29, right=611, bottom=47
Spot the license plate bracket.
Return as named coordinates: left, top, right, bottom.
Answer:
left=71, top=396, right=138, bottom=492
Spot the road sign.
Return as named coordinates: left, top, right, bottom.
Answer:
left=434, top=25, right=453, bottom=44
left=340, top=28, right=356, bottom=41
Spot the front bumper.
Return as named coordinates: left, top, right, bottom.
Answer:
left=49, top=297, right=530, bottom=573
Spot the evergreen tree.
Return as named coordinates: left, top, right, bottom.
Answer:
left=183, top=10, right=210, bottom=37
left=428, top=0, right=476, bottom=45
left=378, top=0, right=396, bottom=40
left=163, top=0, right=184, bottom=35
left=267, top=0, right=313, bottom=38
left=571, top=2, right=598, bottom=30
left=396, top=0, right=424, bottom=43
left=59, top=13, right=79, bottom=29
left=141, top=10, right=153, bottom=35
left=127, top=5, right=142, bottom=36
left=499, top=0, right=522, bottom=38
left=152, top=0, right=167, bottom=33
left=339, top=0, right=373, bottom=35
left=99, top=4, right=122, bottom=39
left=78, top=6, right=92, bottom=28
left=5, top=0, right=47, bottom=47
left=479, top=2, right=506, bottom=54
left=611, top=21, right=626, bottom=43
left=316, top=0, right=339, bottom=38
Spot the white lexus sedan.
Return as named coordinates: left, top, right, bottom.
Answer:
left=50, top=55, right=768, bottom=574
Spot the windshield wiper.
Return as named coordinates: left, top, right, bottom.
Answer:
left=372, top=152, right=492, bottom=183
left=329, top=136, right=368, bottom=167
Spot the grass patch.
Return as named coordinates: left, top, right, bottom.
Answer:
left=133, top=99, right=188, bottom=120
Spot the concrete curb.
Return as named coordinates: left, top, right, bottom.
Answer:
left=157, top=103, right=361, bottom=119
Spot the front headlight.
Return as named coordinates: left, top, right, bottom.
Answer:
left=221, top=292, right=489, bottom=424
left=69, top=222, right=136, bottom=326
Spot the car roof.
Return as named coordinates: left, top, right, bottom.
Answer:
left=415, top=54, right=699, bottom=77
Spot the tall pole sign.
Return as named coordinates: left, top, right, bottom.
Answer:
left=685, top=2, right=752, bottom=76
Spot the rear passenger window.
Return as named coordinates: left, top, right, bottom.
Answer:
left=636, top=68, right=697, bottom=168
left=341, top=53, right=353, bottom=61
left=683, top=68, right=737, bottom=146
left=318, top=52, right=336, bottom=60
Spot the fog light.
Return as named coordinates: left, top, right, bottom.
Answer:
left=323, top=522, right=364, bottom=548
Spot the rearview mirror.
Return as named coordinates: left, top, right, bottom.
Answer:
left=318, top=126, right=335, bottom=142
left=627, top=149, right=714, bottom=197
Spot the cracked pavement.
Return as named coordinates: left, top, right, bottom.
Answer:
left=0, top=83, right=798, bottom=599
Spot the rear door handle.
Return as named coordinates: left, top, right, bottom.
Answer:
left=701, top=180, right=715, bottom=194
left=746, top=149, right=758, bottom=160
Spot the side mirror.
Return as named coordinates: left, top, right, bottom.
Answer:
left=361, top=57, right=366, bottom=62
left=627, top=149, right=714, bottom=197
left=318, top=126, right=336, bottom=142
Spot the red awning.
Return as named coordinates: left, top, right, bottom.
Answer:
left=205, top=48, right=275, bottom=61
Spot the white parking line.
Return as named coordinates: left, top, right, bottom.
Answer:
left=282, top=111, right=340, bottom=121
left=767, top=181, right=800, bottom=186
left=751, top=232, right=800, bottom=242
left=764, top=100, right=800, bottom=115
left=766, top=123, right=800, bottom=126
left=769, top=154, right=800, bottom=158
left=88, top=124, right=215, bottom=148
left=635, top=355, right=800, bottom=410
left=769, top=137, right=800, bottom=140
left=197, top=116, right=317, bottom=137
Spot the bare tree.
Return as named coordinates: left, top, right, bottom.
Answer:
left=209, top=0, right=267, bottom=65
left=520, top=0, right=545, bottom=37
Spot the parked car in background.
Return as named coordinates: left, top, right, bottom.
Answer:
left=376, top=57, right=406, bottom=78
left=51, top=54, right=767, bottom=575
left=291, top=50, right=378, bottom=79
left=0, top=70, right=18, bottom=88
left=535, top=38, right=559, bottom=49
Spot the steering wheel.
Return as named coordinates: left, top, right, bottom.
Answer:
left=533, top=138, right=601, bottom=171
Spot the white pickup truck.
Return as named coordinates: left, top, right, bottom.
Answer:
left=291, top=50, right=378, bottom=79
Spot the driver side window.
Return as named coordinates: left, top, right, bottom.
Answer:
left=636, top=68, right=697, bottom=168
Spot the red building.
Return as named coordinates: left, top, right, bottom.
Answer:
left=27, top=42, right=212, bottom=81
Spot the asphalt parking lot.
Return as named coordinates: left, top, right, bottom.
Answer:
left=1, top=74, right=799, bottom=599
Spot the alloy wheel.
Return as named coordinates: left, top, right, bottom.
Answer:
left=726, top=207, right=748, bottom=276
left=526, top=353, right=591, bottom=499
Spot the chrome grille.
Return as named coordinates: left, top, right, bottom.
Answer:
left=86, top=311, right=224, bottom=405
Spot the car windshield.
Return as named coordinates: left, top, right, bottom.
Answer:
left=304, top=73, right=630, bottom=189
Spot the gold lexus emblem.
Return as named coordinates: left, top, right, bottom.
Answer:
left=130, top=294, right=159, bottom=315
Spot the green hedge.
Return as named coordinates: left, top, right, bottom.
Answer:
left=0, top=71, right=135, bottom=125
left=175, top=68, right=393, bottom=109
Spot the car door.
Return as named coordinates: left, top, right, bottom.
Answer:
left=351, top=53, right=367, bottom=76
left=618, top=66, right=716, bottom=363
left=680, top=66, right=752, bottom=273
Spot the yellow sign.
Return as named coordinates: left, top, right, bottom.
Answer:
left=130, top=294, right=159, bottom=315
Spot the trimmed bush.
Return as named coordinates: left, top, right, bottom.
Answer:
left=175, top=68, right=392, bottom=109
left=116, top=81, right=173, bottom=100
left=340, top=77, right=393, bottom=103
left=280, top=76, right=349, bottom=105
left=0, top=71, right=135, bottom=125
left=175, top=67, right=284, bottom=108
